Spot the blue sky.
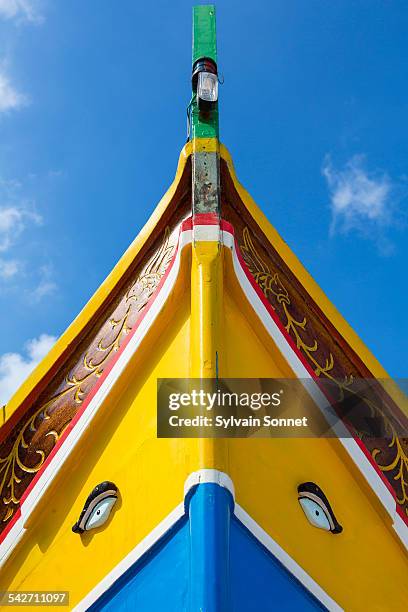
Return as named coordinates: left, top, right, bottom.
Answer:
left=0, top=0, right=406, bottom=403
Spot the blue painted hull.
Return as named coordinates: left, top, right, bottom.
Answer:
left=90, top=483, right=326, bottom=611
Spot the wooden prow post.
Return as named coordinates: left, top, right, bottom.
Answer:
left=189, top=5, right=227, bottom=482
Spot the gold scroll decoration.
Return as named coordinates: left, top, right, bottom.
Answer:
left=240, top=226, right=408, bottom=518
left=0, top=228, right=175, bottom=526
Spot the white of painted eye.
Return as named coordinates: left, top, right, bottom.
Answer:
left=85, top=497, right=116, bottom=531
left=299, top=497, right=331, bottom=531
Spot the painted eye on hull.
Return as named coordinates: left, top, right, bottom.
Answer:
left=72, top=481, right=119, bottom=534
left=298, top=482, right=342, bottom=534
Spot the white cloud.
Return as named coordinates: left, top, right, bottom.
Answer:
left=0, top=182, right=56, bottom=294
left=32, top=279, right=56, bottom=300
left=0, top=257, right=19, bottom=278
left=323, top=155, right=394, bottom=239
left=0, top=206, right=41, bottom=252
left=0, top=333, right=56, bottom=405
left=0, top=71, right=27, bottom=113
left=0, top=0, right=43, bottom=24
left=31, top=263, right=57, bottom=301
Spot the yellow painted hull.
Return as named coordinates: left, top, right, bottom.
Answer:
left=0, top=141, right=407, bottom=611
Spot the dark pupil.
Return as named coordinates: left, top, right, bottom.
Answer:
left=97, top=510, right=100, bottom=515
left=315, top=510, right=319, bottom=516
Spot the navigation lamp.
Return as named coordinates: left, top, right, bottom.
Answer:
left=192, top=57, right=218, bottom=112
left=197, top=72, right=218, bottom=110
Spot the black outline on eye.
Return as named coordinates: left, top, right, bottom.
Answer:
left=298, top=482, right=342, bottom=534
left=72, top=481, right=118, bottom=534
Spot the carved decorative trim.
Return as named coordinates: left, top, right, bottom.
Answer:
left=0, top=227, right=176, bottom=529
left=372, top=432, right=408, bottom=511
left=241, top=228, right=353, bottom=391
left=239, top=224, right=408, bottom=518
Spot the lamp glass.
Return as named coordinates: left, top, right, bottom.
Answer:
left=197, top=71, right=218, bottom=102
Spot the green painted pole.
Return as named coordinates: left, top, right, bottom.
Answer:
left=191, top=5, right=219, bottom=140
left=193, top=5, right=217, bottom=64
